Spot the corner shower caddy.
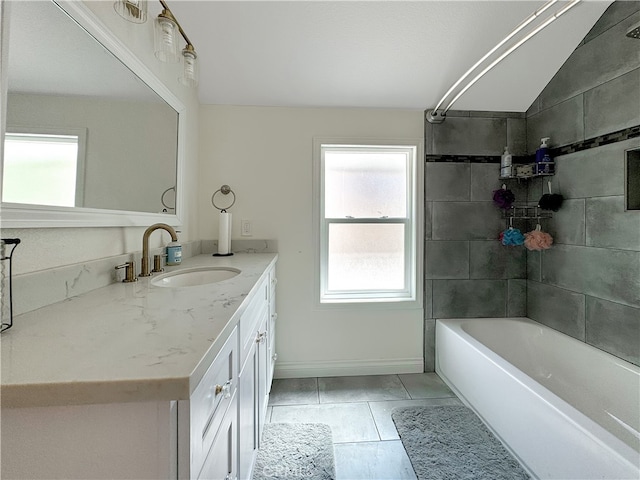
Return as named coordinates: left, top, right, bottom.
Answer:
left=499, top=167, right=555, bottom=228
left=499, top=160, right=555, bottom=181
left=502, top=204, right=552, bottom=231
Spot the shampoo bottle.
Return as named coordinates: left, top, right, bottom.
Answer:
left=535, top=137, right=550, bottom=174
left=500, top=146, right=513, bottom=178
left=166, top=240, right=182, bottom=266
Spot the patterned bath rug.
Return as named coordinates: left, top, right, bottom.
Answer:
left=252, top=423, right=336, bottom=480
left=392, top=405, right=530, bottom=480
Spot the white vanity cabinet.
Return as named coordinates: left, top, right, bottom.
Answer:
left=1, top=254, right=278, bottom=480
left=191, top=265, right=277, bottom=480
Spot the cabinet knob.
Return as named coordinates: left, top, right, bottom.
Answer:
left=271, top=313, right=278, bottom=321
left=215, top=380, right=232, bottom=399
left=272, top=353, right=278, bottom=361
left=256, top=332, right=267, bottom=344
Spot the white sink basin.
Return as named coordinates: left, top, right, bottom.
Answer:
left=151, top=266, right=241, bottom=288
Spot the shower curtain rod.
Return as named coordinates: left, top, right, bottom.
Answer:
left=426, top=0, right=581, bottom=124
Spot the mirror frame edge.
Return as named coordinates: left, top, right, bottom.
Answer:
left=0, top=0, right=186, bottom=229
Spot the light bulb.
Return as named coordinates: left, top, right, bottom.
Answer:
left=154, top=12, right=179, bottom=63
left=179, top=46, right=199, bottom=87
left=113, top=0, right=147, bottom=23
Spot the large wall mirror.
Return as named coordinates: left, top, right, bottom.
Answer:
left=1, top=0, right=185, bottom=227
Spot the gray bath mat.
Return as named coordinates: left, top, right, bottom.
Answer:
left=252, top=423, right=336, bottom=480
left=392, top=405, right=529, bottom=480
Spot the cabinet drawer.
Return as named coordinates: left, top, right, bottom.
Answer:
left=191, top=327, right=237, bottom=475
left=240, top=278, right=268, bottom=364
left=198, top=391, right=237, bottom=480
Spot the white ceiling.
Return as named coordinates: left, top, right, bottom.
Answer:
left=168, top=0, right=612, bottom=111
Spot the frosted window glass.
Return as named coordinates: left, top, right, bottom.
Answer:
left=3, top=134, right=78, bottom=207
left=324, top=151, right=407, bottom=218
left=327, top=223, right=405, bottom=291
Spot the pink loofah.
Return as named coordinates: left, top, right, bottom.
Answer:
left=524, top=229, right=553, bottom=251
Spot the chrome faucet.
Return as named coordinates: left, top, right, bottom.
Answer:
left=140, top=223, right=178, bottom=277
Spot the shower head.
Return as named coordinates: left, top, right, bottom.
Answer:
left=626, top=21, right=640, bottom=39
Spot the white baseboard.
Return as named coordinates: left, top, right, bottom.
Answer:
left=274, top=357, right=424, bottom=379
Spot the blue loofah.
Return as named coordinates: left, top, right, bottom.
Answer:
left=500, top=228, right=525, bottom=246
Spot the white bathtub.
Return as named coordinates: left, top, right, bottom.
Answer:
left=435, top=317, right=640, bottom=480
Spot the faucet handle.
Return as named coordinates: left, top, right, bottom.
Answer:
left=152, top=254, right=165, bottom=273
left=115, top=261, right=138, bottom=283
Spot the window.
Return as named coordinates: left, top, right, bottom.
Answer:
left=3, top=128, right=86, bottom=208
left=315, top=140, right=422, bottom=304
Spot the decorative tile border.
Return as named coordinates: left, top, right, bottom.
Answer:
left=425, top=125, right=640, bottom=163
left=553, top=125, right=640, bottom=156
left=425, top=154, right=502, bottom=163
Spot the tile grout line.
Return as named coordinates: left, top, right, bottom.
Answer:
left=366, top=401, right=383, bottom=442
left=396, top=374, right=414, bottom=400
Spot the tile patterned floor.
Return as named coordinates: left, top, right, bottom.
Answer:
left=267, top=373, right=462, bottom=480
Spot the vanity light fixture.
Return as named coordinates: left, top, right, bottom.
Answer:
left=113, top=0, right=147, bottom=24
left=155, top=0, right=199, bottom=87
left=114, top=0, right=199, bottom=87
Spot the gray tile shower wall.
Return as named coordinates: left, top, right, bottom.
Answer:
left=423, top=2, right=640, bottom=370
left=423, top=113, right=528, bottom=370
left=526, top=140, right=640, bottom=365
left=526, top=6, right=640, bottom=125
left=525, top=1, right=640, bottom=366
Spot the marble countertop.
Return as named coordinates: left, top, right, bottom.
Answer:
left=1, top=253, right=277, bottom=408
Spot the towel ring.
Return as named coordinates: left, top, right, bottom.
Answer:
left=212, top=185, right=236, bottom=211
left=161, top=186, right=176, bottom=210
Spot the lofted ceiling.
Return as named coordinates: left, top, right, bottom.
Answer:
left=168, top=0, right=612, bottom=112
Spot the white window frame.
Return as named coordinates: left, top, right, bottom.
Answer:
left=4, top=126, right=88, bottom=208
left=313, top=138, right=423, bottom=307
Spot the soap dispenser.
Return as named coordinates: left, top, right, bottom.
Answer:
left=500, top=146, right=513, bottom=178
left=166, top=240, right=182, bottom=266
left=535, top=137, right=550, bottom=174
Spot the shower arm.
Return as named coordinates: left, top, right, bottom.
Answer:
left=426, top=0, right=581, bottom=124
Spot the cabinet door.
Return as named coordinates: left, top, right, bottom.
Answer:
left=256, top=313, right=269, bottom=445
left=198, top=393, right=238, bottom=480
left=237, top=264, right=277, bottom=480
left=268, top=289, right=277, bottom=389
left=238, top=340, right=258, bottom=480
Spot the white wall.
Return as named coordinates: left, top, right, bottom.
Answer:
left=1, top=1, right=200, bottom=275
left=199, top=105, right=424, bottom=376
